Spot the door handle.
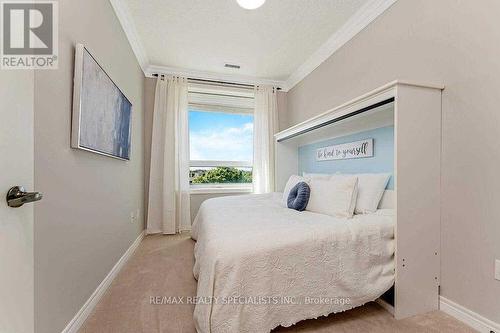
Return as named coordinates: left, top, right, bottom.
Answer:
left=6, top=186, right=43, bottom=208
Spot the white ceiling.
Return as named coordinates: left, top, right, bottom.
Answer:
left=114, top=0, right=396, bottom=89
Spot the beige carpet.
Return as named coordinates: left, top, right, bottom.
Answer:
left=79, top=234, right=475, bottom=333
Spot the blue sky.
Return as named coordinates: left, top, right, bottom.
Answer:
left=189, top=109, right=253, bottom=162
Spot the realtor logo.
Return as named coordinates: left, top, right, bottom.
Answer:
left=1, top=1, right=58, bottom=69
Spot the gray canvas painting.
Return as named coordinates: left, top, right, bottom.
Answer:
left=78, top=48, right=132, bottom=160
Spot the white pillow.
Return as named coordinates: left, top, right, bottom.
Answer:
left=354, top=173, right=391, bottom=214
left=302, top=172, right=334, bottom=180
left=282, top=175, right=309, bottom=206
left=306, top=175, right=358, bottom=218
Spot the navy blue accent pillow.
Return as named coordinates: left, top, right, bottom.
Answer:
left=287, top=182, right=310, bottom=211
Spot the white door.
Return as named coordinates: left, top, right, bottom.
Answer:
left=0, top=70, right=35, bottom=333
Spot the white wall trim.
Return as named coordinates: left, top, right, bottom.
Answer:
left=145, top=64, right=287, bottom=90
left=109, top=0, right=396, bottom=91
left=284, top=0, right=397, bottom=91
left=109, top=0, right=149, bottom=73
left=440, top=296, right=500, bottom=333
left=60, top=231, right=145, bottom=333
left=190, top=187, right=253, bottom=195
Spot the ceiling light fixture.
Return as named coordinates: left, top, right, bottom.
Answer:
left=236, top=0, right=266, bottom=10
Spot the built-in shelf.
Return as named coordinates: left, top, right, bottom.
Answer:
left=274, top=80, right=444, bottom=143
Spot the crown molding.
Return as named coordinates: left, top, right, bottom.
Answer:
left=145, top=64, right=288, bottom=90
left=109, top=0, right=149, bottom=73
left=284, top=0, right=398, bottom=91
left=110, top=0, right=397, bottom=92
left=108, top=0, right=287, bottom=89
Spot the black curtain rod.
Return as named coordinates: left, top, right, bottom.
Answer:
left=152, top=73, right=281, bottom=90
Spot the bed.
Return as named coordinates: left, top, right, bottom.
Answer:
left=191, top=192, right=395, bottom=333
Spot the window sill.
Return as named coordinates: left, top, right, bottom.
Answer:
left=189, top=187, right=253, bottom=195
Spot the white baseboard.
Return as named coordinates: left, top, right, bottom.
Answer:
left=61, top=230, right=145, bottom=333
left=440, top=296, right=500, bottom=333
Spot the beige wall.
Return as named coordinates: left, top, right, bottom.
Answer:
left=144, top=77, right=156, bottom=219
left=33, top=0, right=145, bottom=332
left=286, top=0, right=500, bottom=323
left=190, top=193, right=248, bottom=223
left=276, top=90, right=288, bottom=131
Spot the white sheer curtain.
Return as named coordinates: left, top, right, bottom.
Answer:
left=147, top=76, right=191, bottom=234
left=253, top=86, right=278, bottom=194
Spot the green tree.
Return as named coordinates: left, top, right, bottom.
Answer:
left=192, top=167, right=252, bottom=184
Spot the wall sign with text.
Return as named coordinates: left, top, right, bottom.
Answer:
left=316, top=139, right=374, bottom=161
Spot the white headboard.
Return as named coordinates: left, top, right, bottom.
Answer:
left=378, top=190, right=395, bottom=209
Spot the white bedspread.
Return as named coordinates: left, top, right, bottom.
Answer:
left=192, top=193, right=394, bottom=333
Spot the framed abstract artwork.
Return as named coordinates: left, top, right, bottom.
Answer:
left=71, top=44, right=132, bottom=160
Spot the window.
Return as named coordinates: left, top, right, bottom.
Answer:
left=188, top=85, right=254, bottom=191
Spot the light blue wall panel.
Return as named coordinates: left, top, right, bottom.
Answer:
left=298, top=126, right=394, bottom=189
